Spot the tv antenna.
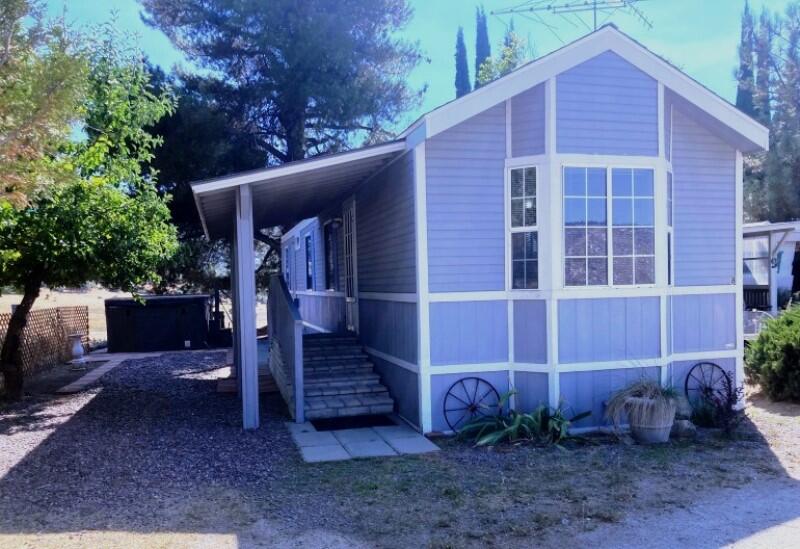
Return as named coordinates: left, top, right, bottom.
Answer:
left=491, top=1, right=654, bottom=40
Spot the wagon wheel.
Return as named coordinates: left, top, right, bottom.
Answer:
left=443, top=377, right=501, bottom=432
left=684, top=361, right=731, bottom=408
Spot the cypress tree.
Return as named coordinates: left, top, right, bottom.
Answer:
left=736, top=0, right=756, bottom=117
left=754, top=8, right=773, bottom=125
left=454, top=26, right=471, bottom=98
left=475, top=5, right=491, bottom=89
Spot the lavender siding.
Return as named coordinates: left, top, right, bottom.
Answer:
left=665, top=101, right=672, bottom=161
left=670, top=293, right=736, bottom=353
left=560, top=367, right=661, bottom=428
left=556, top=51, right=658, bottom=156
left=511, top=84, right=545, bottom=157
left=669, top=358, right=737, bottom=390
left=513, top=300, right=547, bottom=363
left=358, top=299, right=418, bottom=364
left=430, top=301, right=508, bottom=365
left=558, top=297, right=660, bottom=363
left=297, top=294, right=346, bottom=333
left=371, top=355, right=419, bottom=427
left=356, top=151, right=416, bottom=293
left=426, top=103, right=506, bottom=292
left=672, top=109, right=736, bottom=286
left=430, top=370, right=509, bottom=432
left=514, top=372, right=548, bottom=412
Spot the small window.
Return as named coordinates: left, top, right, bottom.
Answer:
left=324, top=222, right=339, bottom=291
left=564, top=167, right=608, bottom=286
left=510, top=167, right=538, bottom=289
left=284, top=248, right=292, bottom=289
left=667, top=171, right=674, bottom=285
left=305, top=235, right=313, bottom=290
left=611, top=168, right=655, bottom=285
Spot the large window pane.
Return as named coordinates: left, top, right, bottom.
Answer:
left=610, top=167, right=655, bottom=286
left=563, top=167, right=607, bottom=287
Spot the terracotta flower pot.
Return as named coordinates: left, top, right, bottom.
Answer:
left=626, top=396, right=676, bottom=444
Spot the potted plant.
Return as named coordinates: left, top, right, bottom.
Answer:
left=605, top=380, right=677, bottom=444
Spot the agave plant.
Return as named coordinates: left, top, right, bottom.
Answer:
left=459, top=391, right=591, bottom=447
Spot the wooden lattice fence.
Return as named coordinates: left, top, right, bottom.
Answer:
left=0, top=306, right=89, bottom=391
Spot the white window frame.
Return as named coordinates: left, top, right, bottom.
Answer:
left=667, top=170, right=674, bottom=286
left=506, top=165, right=540, bottom=290
left=561, top=163, right=660, bottom=290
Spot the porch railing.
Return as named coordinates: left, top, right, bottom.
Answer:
left=268, top=275, right=304, bottom=422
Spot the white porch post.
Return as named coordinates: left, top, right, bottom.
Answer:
left=233, top=184, right=259, bottom=429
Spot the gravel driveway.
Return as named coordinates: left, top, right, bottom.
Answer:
left=0, top=352, right=798, bottom=548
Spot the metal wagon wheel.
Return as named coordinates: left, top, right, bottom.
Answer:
left=684, top=361, right=731, bottom=407
left=443, top=377, right=501, bottom=432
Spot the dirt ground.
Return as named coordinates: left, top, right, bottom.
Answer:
left=0, top=352, right=798, bottom=549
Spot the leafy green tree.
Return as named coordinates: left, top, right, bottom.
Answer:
left=454, top=26, right=471, bottom=98
left=0, top=0, right=86, bottom=205
left=139, top=0, right=422, bottom=164
left=0, top=27, right=178, bottom=399
left=735, top=0, right=756, bottom=117
left=477, top=31, right=528, bottom=86
left=474, top=5, right=491, bottom=89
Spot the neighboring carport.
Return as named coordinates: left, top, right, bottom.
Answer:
left=191, top=140, right=405, bottom=429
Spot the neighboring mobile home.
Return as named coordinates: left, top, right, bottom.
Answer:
left=192, top=25, right=769, bottom=433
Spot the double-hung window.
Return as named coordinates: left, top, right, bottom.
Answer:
left=509, top=166, right=538, bottom=289
left=563, top=166, right=656, bottom=287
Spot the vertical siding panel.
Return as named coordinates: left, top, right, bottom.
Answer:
left=672, top=108, right=736, bottom=285
left=671, top=294, right=736, bottom=353
left=513, top=300, right=548, bottom=363
left=559, top=297, right=660, bottom=363
left=358, top=299, right=418, bottom=364
left=426, top=103, right=507, bottom=292
left=430, top=301, right=509, bottom=365
left=556, top=51, right=658, bottom=156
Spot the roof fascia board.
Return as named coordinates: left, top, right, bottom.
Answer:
left=192, top=140, right=406, bottom=196
left=193, top=187, right=214, bottom=240
left=423, top=26, right=768, bottom=151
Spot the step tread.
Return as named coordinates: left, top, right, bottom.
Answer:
left=304, top=381, right=389, bottom=397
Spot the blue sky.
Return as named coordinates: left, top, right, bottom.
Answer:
left=47, top=0, right=791, bottom=131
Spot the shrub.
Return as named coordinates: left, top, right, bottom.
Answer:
left=459, top=391, right=590, bottom=447
left=745, top=306, right=800, bottom=401
left=690, top=371, right=745, bottom=436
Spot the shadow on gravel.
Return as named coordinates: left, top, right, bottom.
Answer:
left=0, top=351, right=307, bottom=543
left=0, top=351, right=797, bottom=548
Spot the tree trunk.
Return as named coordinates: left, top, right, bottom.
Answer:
left=0, top=281, right=41, bottom=400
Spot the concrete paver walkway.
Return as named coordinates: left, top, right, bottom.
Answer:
left=56, top=351, right=162, bottom=394
left=287, top=421, right=440, bottom=462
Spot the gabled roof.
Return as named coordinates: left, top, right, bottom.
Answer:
left=401, top=24, right=768, bottom=153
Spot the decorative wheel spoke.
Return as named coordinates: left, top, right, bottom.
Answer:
left=684, top=362, right=731, bottom=410
left=443, top=377, right=500, bottom=432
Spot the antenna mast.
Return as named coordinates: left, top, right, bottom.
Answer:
left=491, top=0, right=654, bottom=32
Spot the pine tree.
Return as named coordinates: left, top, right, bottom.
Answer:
left=475, top=5, right=491, bottom=89
left=765, top=3, right=800, bottom=221
left=455, top=26, right=471, bottom=98
left=754, top=8, right=773, bottom=125
left=736, top=0, right=756, bottom=117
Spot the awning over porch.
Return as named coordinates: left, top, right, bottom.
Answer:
left=192, top=140, right=405, bottom=238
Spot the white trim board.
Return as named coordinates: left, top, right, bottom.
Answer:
left=364, top=347, right=419, bottom=373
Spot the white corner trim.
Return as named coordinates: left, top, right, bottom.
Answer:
left=302, top=321, right=331, bottom=334
left=413, top=142, right=433, bottom=433
left=364, top=347, right=420, bottom=373
left=735, top=150, right=745, bottom=389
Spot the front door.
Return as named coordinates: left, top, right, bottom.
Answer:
left=343, top=198, right=359, bottom=332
